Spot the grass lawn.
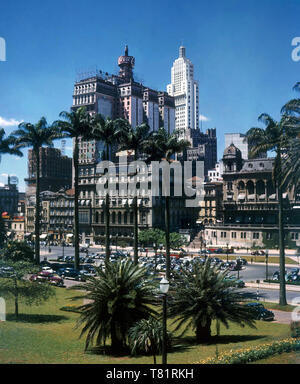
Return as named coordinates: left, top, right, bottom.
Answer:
left=226, top=255, right=298, bottom=264
left=0, top=286, right=293, bottom=364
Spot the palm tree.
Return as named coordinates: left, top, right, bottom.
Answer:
left=168, top=260, right=256, bottom=343
left=91, top=114, right=121, bottom=264
left=128, top=317, right=167, bottom=364
left=0, top=128, right=23, bottom=158
left=246, top=113, right=292, bottom=306
left=71, top=259, right=158, bottom=353
left=280, top=82, right=300, bottom=190
left=11, top=118, right=61, bottom=264
left=143, top=127, right=189, bottom=279
left=115, top=119, right=151, bottom=265
left=53, top=107, right=93, bottom=270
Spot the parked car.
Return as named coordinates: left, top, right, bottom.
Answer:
left=30, top=271, right=64, bottom=287
left=57, top=268, right=84, bottom=281
left=245, top=302, right=274, bottom=321
left=42, top=266, right=54, bottom=274
left=238, top=258, right=248, bottom=266
left=224, top=275, right=245, bottom=288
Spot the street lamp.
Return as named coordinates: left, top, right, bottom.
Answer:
left=160, top=276, right=169, bottom=365
left=115, top=234, right=118, bottom=252
left=226, top=242, right=229, bottom=263
left=265, top=250, right=269, bottom=281
left=153, top=242, right=157, bottom=272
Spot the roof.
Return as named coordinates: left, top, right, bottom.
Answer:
left=239, top=158, right=274, bottom=173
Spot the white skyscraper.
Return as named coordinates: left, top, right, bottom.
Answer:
left=167, top=46, right=199, bottom=139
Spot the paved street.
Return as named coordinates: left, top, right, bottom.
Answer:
left=42, top=246, right=300, bottom=306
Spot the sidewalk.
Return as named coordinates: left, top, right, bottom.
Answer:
left=246, top=281, right=300, bottom=292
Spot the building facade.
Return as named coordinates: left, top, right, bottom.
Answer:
left=0, top=176, right=19, bottom=216
left=204, top=143, right=300, bottom=248
left=69, top=47, right=198, bottom=245
left=25, top=147, right=72, bottom=202
left=25, top=189, right=74, bottom=243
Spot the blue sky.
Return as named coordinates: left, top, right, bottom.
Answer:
left=0, top=0, right=299, bottom=191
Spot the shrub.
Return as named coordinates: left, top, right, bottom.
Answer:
left=290, top=321, right=300, bottom=338
left=196, top=338, right=300, bottom=364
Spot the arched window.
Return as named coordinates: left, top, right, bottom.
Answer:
left=256, top=180, right=265, bottom=195
left=130, top=212, right=134, bottom=224
left=118, top=212, right=122, bottom=224
left=246, top=180, right=255, bottom=195
left=112, top=212, right=116, bottom=224
left=101, top=211, right=104, bottom=223
left=95, top=211, right=99, bottom=223
left=124, top=212, right=128, bottom=224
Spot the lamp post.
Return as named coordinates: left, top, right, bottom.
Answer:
left=160, top=276, right=169, bottom=365
left=153, top=242, right=157, bottom=272
left=115, top=234, right=118, bottom=252
left=265, top=250, right=269, bottom=281
left=226, top=242, right=229, bottom=263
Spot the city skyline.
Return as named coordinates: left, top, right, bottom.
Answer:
left=0, top=0, right=299, bottom=191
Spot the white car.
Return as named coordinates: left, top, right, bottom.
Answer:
left=42, top=266, right=54, bottom=274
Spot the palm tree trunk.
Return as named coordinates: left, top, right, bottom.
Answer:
left=34, top=148, right=40, bottom=265
left=74, top=138, right=80, bottom=271
left=133, top=198, right=138, bottom=265
left=196, top=319, right=211, bottom=343
left=165, top=196, right=170, bottom=279
left=278, top=184, right=287, bottom=306
left=105, top=192, right=110, bottom=263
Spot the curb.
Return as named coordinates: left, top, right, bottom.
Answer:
left=246, top=282, right=300, bottom=292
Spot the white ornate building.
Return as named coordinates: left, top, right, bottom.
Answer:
left=167, top=46, right=199, bottom=140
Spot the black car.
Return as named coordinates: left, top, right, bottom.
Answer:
left=57, top=268, right=84, bottom=281
left=245, top=303, right=274, bottom=321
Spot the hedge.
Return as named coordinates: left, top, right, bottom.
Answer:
left=195, top=338, right=300, bottom=364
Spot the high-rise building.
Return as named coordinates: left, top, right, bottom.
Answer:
left=25, top=147, right=72, bottom=201
left=225, top=133, right=266, bottom=160
left=0, top=176, right=19, bottom=215
left=72, top=46, right=175, bottom=167
left=167, top=46, right=199, bottom=139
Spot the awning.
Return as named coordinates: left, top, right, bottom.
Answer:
left=6, top=232, right=11, bottom=236
left=238, top=194, right=245, bottom=200
left=86, top=200, right=91, bottom=205
left=81, top=200, right=85, bottom=205
left=128, top=199, right=133, bottom=206
left=24, top=233, right=31, bottom=237
left=137, top=199, right=142, bottom=205
left=248, top=194, right=255, bottom=200
left=40, top=234, right=47, bottom=239
left=66, top=234, right=73, bottom=238
left=122, top=199, right=127, bottom=206
left=99, top=200, right=104, bottom=206
left=259, top=194, right=266, bottom=200
left=269, top=194, right=276, bottom=200
left=282, top=193, right=288, bottom=199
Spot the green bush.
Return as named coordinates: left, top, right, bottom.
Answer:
left=196, top=338, right=300, bottom=364
left=291, top=321, right=300, bottom=338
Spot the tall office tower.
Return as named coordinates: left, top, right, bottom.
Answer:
left=167, top=46, right=199, bottom=140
